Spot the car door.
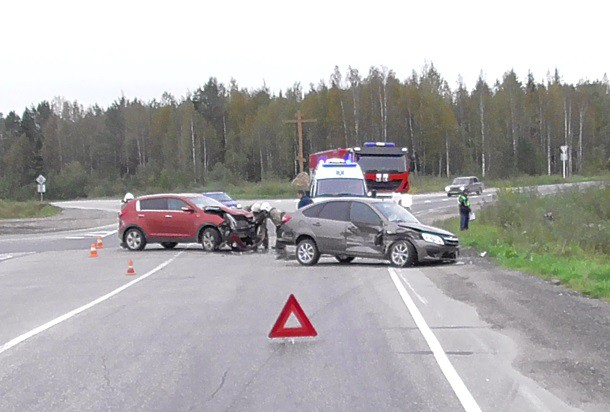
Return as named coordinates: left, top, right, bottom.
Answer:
left=164, top=197, right=197, bottom=239
left=138, top=197, right=169, bottom=238
left=346, top=201, right=385, bottom=257
left=313, top=201, right=350, bottom=253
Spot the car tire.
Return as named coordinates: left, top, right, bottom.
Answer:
left=477, top=189, right=482, bottom=195
left=335, top=255, right=355, bottom=264
left=124, top=228, right=146, bottom=251
left=161, top=242, right=177, bottom=249
left=388, top=240, right=416, bottom=267
left=201, top=227, right=221, bottom=252
left=446, top=193, right=451, bottom=197
left=296, top=238, right=320, bottom=266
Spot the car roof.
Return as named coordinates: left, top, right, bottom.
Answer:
left=304, top=196, right=386, bottom=205
left=202, top=191, right=227, bottom=195
left=135, top=193, right=203, bottom=200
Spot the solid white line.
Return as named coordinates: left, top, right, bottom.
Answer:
left=0, top=251, right=185, bottom=355
left=399, top=272, right=428, bottom=305
left=388, top=268, right=481, bottom=412
left=65, top=236, right=85, bottom=240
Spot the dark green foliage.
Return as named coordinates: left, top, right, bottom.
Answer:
left=1, top=68, right=610, bottom=200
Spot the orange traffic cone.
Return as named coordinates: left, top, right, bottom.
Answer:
left=97, top=236, right=104, bottom=249
left=89, top=243, right=98, bottom=258
left=126, top=260, right=136, bottom=275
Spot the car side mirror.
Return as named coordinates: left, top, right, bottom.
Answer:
left=203, top=205, right=222, bottom=213
left=181, top=206, right=194, bottom=213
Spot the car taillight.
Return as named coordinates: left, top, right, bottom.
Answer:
left=281, top=215, right=292, bottom=225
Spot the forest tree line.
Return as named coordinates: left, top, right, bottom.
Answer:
left=1, top=64, right=609, bottom=200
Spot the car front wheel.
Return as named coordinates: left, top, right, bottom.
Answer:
left=124, top=228, right=146, bottom=251
left=296, top=238, right=320, bottom=266
left=389, top=240, right=416, bottom=267
left=201, top=227, right=221, bottom=251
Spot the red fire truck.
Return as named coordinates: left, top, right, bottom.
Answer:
left=308, top=142, right=412, bottom=208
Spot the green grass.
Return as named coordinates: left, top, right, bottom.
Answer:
left=435, top=184, right=610, bottom=301
left=0, top=200, right=62, bottom=219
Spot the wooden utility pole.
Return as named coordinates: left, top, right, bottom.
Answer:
left=283, top=111, right=317, bottom=174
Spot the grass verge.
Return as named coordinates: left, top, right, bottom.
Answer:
left=435, top=184, right=610, bottom=301
left=0, top=200, right=62, bottom=219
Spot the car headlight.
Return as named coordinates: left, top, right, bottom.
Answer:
left=459, top=186, right=465, bottom=191
left=422, top=232, right=444, bottom=245
left=445, top=186, right=450, bottom=192
left=225, top=214, right=237, bottom=229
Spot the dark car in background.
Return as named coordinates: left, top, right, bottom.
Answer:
left=445, top=176, right=484, bottom=197
left=118, top=193, right=253, bottom=251
left=202, top=191, right=240, bottom=208
left=277, top=198, right=459, bottom=267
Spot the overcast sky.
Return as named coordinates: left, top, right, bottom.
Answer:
left=0, top=0, right=607, bottom=115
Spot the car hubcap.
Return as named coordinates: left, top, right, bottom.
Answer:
left=391, top=242, right=409, bottom=265
left=298, top=243, right=314, bottom=263
left=126, top=231, right=141, bottom=249
left=203, top=232, right=215, bottom=249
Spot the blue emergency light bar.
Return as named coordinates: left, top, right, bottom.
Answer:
left=322, top=162, right=357, bottom=167
left=364, top=142, right=396, bottom=147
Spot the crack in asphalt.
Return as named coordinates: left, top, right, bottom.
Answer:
left=208, top=368, right=230, bottom=401
left=101, top=356, right=112, bottom=389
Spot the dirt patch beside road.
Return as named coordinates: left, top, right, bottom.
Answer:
left=0, top=208, right=117, bottom=235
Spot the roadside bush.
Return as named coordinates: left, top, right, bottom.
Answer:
left=87, top=178, right=127, bottom=198
left=50, top=161, right=89, bottom=200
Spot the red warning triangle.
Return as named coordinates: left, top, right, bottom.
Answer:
left=269, top=294, right=317, bottom=338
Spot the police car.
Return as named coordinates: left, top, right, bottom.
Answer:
left=309, top=158, right=368, bottom=200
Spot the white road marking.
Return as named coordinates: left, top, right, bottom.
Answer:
left=388, top=268, right=481, bottom=412
left=398, top=272, right=428, bottom=305
left=0, top=251, right=185, bottom=355
left=0, top=252, right=36, bottom=264
left=424, top=200, right=432, bottom=203
left=65, top=229, right=117, bottom=240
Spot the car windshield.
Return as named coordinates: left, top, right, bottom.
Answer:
left=372, top=202, right=420, bottom=223
left=315, top=178, right=367, bottom=197
left=452, top=178, right=471, bottom=185
left=187, top=195, right=225, bottom=210
left=204, top=192, right=232, bottom=202
left=357, top=155, right=406, bottom=173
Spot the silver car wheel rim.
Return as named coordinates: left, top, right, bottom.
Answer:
left=126, top=231, right=141, bottom=249
left=391, top=242, right=409, bottom=265
left=203, top=232, right=215, bottom=249
left=298, top=243, right=314, bottom=263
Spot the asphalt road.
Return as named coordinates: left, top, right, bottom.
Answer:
left=1, top=187, right=608, bottom=411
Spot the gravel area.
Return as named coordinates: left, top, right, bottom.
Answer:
left=0, top=208, right=117, bottom=235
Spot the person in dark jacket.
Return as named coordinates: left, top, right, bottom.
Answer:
left=458, top=192, right=471, bottom=231
left=297, top=190, right=313, bottom=209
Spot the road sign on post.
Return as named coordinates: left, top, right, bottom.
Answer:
left=36, top=175, right=46, bottom=201
left=560, top=146, right=568, bottom=178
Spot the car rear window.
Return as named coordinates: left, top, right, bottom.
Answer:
left=318, top=201, right=350, bottom=221
left=140, top=198, right=168, bottom=210
left=302, top=203, right=324, bottom=217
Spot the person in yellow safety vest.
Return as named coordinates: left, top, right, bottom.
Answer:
left=457, top=192, right=471, bottom=230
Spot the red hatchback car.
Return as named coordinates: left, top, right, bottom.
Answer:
left=118, top=193, right=255, bottom=251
